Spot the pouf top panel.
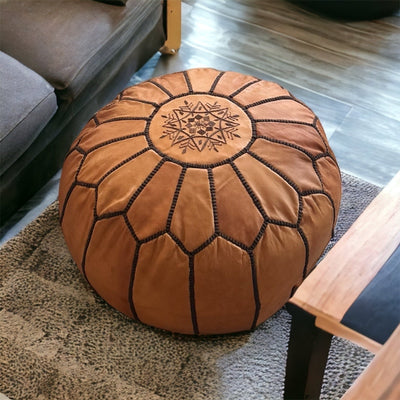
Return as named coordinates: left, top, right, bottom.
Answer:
left=59, top=68, right=341, bottom=335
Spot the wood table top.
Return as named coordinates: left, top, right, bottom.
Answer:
left=290, top=170, right=400, bottom=353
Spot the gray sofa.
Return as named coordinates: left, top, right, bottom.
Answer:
left=0, top=0, right=171, bottom=224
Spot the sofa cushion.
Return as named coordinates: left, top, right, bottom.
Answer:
left=0, top=52, right=57, bottom=175
left=0, top=0, right=163, bottom=104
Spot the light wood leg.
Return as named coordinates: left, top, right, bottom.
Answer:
left=160, top=0, right=181, bottom=55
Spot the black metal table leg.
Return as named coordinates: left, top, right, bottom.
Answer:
left=284, top=303, right=333, bottom=400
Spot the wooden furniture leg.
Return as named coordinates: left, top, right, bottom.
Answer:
left=284, top=303, right=333, bottom=400
left=160, top=0, right=181, bottom=55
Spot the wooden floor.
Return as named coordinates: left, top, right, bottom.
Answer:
left=1, top=0, right=400, bottom=243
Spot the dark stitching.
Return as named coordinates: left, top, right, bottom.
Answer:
left=168, top=231, right=191, bottom=255
left=250, top=220, right=268, bottom=250
left=59, top=182, right=76, bottom=224
left=148, top=79, right=173, bottom=98
left=209, top=71, right=225, bottom=93
left=231, top=162, right=267, bottom=219
left=75, top=146, right=85, bottom=155
left=124, top=214, right=140, bottom=243
left=183, top=70, right=193, bottom=94
left=81, top=218, right=97, bottom=281
left=97, top=147, right=150, bottom=186
left=312, top=159, right=324, bottom=190
left=96, top=210, right=125, bottom=220
left=93, top=114, right=100, bottom=127
left=244, top=95, right=293, bottom=109
left=139, top=231, right=165, bottom=244
left=313, top=152, right=331, bottom=161
left=120, top=97, right=159, bottom=107
left=219, top=233, right=248, bottom=251
left=267, top=219, right=297, bottom=228
left=297, top=227, right=310, bottom=279
left=208, top=168, right=219, bottom=233
left=247, top=150, right=301, bottom=194
left=97, top=116, right=150, bottom=126
left=229, top=78, right=260, bottom=98
left=166, top=167, right=187, bottom=231
left=249, top=252, right=261, bottom=330
left=86, top=133, right=146, bottom=155
left=312, top=116, right=329, bottom=152
left=297, top=193, right=303, bottom=226
left=128, top=244, right=141, bottom=321
left=192, top=234, right=218, bottom=255
left=189, top=256, right=199, bottom=334
left=254, top=118, right=314, bottom=127
left=124, top=159, right=166, bottom=212
left=256, top=136, right=314, bottom=160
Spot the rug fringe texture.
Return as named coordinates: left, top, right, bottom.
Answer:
left=0, top=173, right=380, bottom=400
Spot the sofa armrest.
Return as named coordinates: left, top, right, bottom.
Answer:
left=160, top=0, right=181, bottom=54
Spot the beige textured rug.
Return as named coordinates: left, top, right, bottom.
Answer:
left=0, top=173, right=380, bottom=400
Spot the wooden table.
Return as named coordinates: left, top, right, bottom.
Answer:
left=284, top=170, right=400, bottom=399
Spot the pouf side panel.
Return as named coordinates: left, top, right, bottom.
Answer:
left=194, top=237, right=255, bottom=335
left=255, top=122, right=326, bottom=156
left=254, top=225, right=305, bottom=326
left=58, top=150, right=84, bottom=214
left=234, top=154, right=299, bottom=225
left=316, top=156, right=342, bottom=217
left=127, top=162, right=182, bottom=240
left=186, top=68, right=223, bottom=93
left=95, top=99, right=155, bottom=123
left=232, top=80, right=290, bottom=106
left=248, top=100, right=315, bottom=125
left=212, top=70, right=258, bottom=97
left=96, top=150, right=162, bottom=215
left=122, top=81, right=171, bottom=104
left=301, top=194, right=335, bottom=275
left=170, top=168, right=215, bottom=252
left=132, top=234, right=193, bottom=334
left=84, top=216, right=136, bottom=318
left=61, top=185, right=96, bottom=272
left=77, top=135, right=149, bottom=184
left=249, top=140, right=321, bottom=192
left=213, top=164, right=264, bottom=248
left=68, top=118, right=97, bottom=150
left=150, top=72, right=190, bottom=97
left=77, top=120, right=148, bottom=152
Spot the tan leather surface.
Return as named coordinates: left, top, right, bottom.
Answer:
left=60, top=68, right=341, bottom=334
left=85, top=216, right=136, bottom=319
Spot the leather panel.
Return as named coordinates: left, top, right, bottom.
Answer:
left=61, top=185, right=96, bottom=271
left=234, top=153, right=299, bottom=224
left=254, top=225, right=305, bottom=325
left=301, top=194, right=334, bottom=274
left=170, top=168, right=214, bottom=252
left=58, top=150, right=84, bottom=213
left=250, top=139, right=322, bottom=192
left=213, top=71, right=258, bottom=97
left=213, top=164, right=264, bottom=247
left=127, top=161, right=182, bottom=240
left=233, top=80, right=290, bottom=105
left=78, top=120, right=147, bottom=152
left=194, top=237, right=255, bottom=334
left=186, top=68, right=223, bottom=93
left=85, top=216, right=136, bottom=318
left=255, top=121, right=326, bottom=156
left=78, top=135, right=149, bottom=184
left=133, top=234, right=193, bottom=334
left=96, top=150, right=161, bottom=215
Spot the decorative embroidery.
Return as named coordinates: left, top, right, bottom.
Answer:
left=160, top=100, right=240, bottom=154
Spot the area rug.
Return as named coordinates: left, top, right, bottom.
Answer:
left=0, top=173, right=381, bottom=400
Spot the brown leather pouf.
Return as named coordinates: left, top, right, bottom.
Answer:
left=59, top=68, right=341, bottom=335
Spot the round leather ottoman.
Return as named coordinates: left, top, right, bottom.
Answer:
left=59, top=68, right=341, bottom=335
